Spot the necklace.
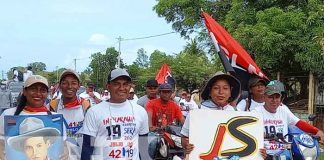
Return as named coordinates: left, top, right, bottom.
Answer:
left=108, top=100, right=135, bottom=126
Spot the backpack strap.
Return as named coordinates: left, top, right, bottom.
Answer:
left=50, top=97, right=91, bottom=114
left=49, top=99, right=59, bottom=112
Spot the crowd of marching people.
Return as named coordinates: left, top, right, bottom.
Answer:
left=0, top=67, right=323, bottom=160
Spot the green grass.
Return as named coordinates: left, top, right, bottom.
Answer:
left=320, top=144, right=324, bottom=160
left=320, top=154, right=324, bottom=160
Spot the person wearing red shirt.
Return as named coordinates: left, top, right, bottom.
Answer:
left=146, top=83, right=184, bottom=131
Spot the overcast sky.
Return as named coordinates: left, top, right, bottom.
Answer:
left=0, top=0, right=188, bottom=77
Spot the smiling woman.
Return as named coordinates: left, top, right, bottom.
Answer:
left=0, top=75, right=68, bottom=160
left=180, top=71, right=242, bottom=155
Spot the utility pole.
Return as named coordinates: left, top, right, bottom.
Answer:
left=117, top=36, right=122, bottom=68
left=74, top=58, right=77, bottom=71
left=56, top=66, right=59, bottom=83
left=0, top=56, right=3, bottom=80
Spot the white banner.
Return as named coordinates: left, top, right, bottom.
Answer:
left=189, top=110, right=264, bottom=160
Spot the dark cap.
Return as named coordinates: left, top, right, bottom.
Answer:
left=248, top=75, right=266, bottom=88
left=159, top=83, right=173, bottom=91
left=87, top=82, right=95, bottom=88
left=108, top=68, right=131, bottom=83
left=146, top=79, right=158, bottom=87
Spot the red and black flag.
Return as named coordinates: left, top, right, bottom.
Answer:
left=155, top=63, right=176, bottom=88
left=202, top=12, right=268, bottom=90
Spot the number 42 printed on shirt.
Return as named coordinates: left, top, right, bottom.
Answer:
left=108, top=148, right=134, bottom=159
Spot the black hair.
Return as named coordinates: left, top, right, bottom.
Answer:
left=27, top=66, right=32, bottom=70
left=14, top=92, right=27, bottom=115
left=246, top=92, right=252, bottom=111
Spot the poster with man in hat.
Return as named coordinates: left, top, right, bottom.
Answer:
left=4, top=115, right=64, bottom=160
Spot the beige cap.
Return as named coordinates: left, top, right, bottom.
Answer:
left=24, top=75, right=49, bottom=89
left=59, top=69, right=80, bottom=82
left=129, top=88, right=134, bottom=93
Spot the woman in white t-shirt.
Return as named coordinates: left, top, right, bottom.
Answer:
left=0, top=75, right=68, bottom=160
left=180, top=71, right=241, bottom=155
left=236, top=75, right=267, bottom=111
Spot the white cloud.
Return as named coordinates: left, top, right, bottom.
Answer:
left=88, top=33, right=110, bottom=45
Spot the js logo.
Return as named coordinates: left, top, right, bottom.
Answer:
left=199, top=116, right=258, bottom=160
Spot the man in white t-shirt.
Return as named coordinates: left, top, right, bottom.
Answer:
left=179, top=90, right=198, bottom=117
left=128, top=87, right=138, bottom=104
left=79, top=68, right=149, bottom=160
left=79, top=82, right=101, bottom=106
left=101, top=90, right=110, bottom=101
left=48, top=69, right=90, bottom=160
left=23, top=66, right=33, bottom=82
left=12, top=68, right=19, bottom=82
left=253, top=81, right=324, bottom=158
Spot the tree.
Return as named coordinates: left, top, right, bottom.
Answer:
left=153, top=0, right=324, bottom=76
left=28, top=62, right=47, bottom=73
left=171, top=51, right=219, bottom=90
left=153, top=0, right=232, bottom=39
left=134, top=48, right=149, bottom=68
left=183, top=38, right=205, bottom=56
left=6, top=66, right=24, bottom=80
left=89, top=47, right=125, bottom=88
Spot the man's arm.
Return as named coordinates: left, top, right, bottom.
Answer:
left=180, top=115, right=194, bottom=155
left=147, top=110, right=156, bottom=131
left=284, top=106, right=324, bottom=144
left=295, top=120, right=324, bottom=144
left=145, top=102, right=157, bottom=131
left=181, top=136, right=194, bottom=155
left=81, top=134, right=95, bottom=160
left=89, top=92, right=102, bottom=104
left=175, top=104, right=185, bottom=125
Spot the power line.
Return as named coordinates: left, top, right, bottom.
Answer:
left=69, top=31, right=177, bottom=70
left=122, top=32, right=176, bottom=41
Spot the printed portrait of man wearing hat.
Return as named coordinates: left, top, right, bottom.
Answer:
left=6, top=117, right=61, bottom=160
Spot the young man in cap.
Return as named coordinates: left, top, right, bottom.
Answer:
left=137, top=79, right=159, bottom=108
left=128, top=87, right=137, bottom=104
left=79, top=82, right=101, bottom=105
left=146, top=83, right=184, bottom=131
left=79, top=68, right=149, bottom=160
left=48, top=69, right=90, bottom=159
left=254, top=81, right=324, bottom=158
